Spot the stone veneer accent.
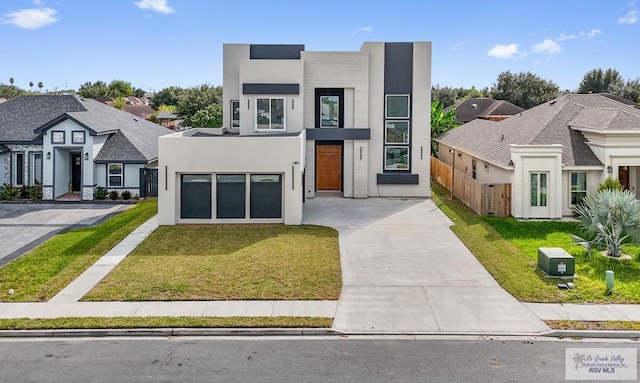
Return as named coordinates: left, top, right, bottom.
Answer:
left=0, top=154, right=9, bottom=185
left=42, top=186, right=54, bottom=200
left=82, top=186, right=95, bottom=201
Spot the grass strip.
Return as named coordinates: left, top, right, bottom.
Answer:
left=0, top=316, right=332, bottom=330
left=0, top=199, right=158, bottom=302
left=546, top=320, right=640, bottom=331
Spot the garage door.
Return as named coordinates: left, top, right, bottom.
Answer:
left=181, top=174, right=211, bottom=219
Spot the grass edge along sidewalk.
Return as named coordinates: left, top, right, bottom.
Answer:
left=0, top=199, right=158, bottom=302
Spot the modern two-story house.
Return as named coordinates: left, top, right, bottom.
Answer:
left=158, top=42, right=432, bottom=225
left=0, top=95, right=171, bottom=200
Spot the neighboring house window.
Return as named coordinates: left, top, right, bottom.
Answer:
left=13, top=153, right=24, bottom=186
left=255, top=98, right=285, bottom=130
left=384, top=95, right=410, bottom=171
left=231, top=100, right=240, bottom=128
left=32, top=153, right=42, bottom=184
left=72, top=131, right=85, bottom=144
left=472, top=159, right=477, bottom=180
left=530, top=172, right=548, bottom=207
left=570, top=172, right=587, bottom=205
left=51, top=131, right=65, bottom=144
left=320, top=96, right=339, bottom=127
left=108, top=163, right=123, bottom=187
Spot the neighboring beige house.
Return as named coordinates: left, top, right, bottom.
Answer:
left=158, top=42, right=432, bottom=225
left=436, top=93, right=640, bottom=219
left=445, top=97, right=525, bottom=123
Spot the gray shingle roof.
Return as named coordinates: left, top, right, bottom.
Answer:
left=0, top=95, right=86, bottom=143
left=444, top=98, right=525, bottom=123
left=437, top=94, right=640, bottom=167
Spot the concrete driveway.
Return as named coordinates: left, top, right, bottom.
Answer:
left=0, top=203, right=129, bottom=266
left=303, top=197, right=548, bottom=334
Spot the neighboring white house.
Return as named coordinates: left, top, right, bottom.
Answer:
left=0, top=95, right=171, bottom=200
left=158, top=42, right=432, bottom=225
left=436, top=93, right=640, bottom=219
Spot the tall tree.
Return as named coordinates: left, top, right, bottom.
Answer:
left=37, top=82, right=43, bottom=92
left=78, top=81, right=109, bottom=98
left=490, top=71, right=559, bottom=109
left=134, top=88, right=146, bottom=98
left=9, top=78, right=14, bottom=86
left=176, top=84, right=223, bottom=126
left=189, top=104, right=223, bottom=128
left=609, top=77, right=640, bottom=104
left=151, top=86, right=184, bottom=109
left=0, top=84, right=25, bottom=99
left=107, top=80, right=134, bottom=97
left=29, top=81, right=34, bottom=91
left=431, top=100, right=461, bottom=156
left=577, top=68, right=624, bottom=94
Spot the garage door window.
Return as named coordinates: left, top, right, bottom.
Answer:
left=217, top=174, right=246, bottom=219
left=181, top=174, right=212, bottom=219
left=250, top=175, right=282, bottom=218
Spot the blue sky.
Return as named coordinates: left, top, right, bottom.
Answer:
left=1, top=0, right=639, bottom=93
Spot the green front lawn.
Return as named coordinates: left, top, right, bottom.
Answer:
left=83, top=224, right=341, bottom=301
left=432, top=183, right=640, bottom=303
left=0, top=199, right=158, bottom=302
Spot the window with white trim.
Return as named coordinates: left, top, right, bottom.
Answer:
left=32, top=153, right=42, bottom=184
left=570, top=172, right=587, bottom=205
left=108, top=163, right=123, bottom=187
left=256, top=98, right=285, bottom=130
left=530, top=172, right=548, bottom=207
left=13, top=153, right=24, bottom=186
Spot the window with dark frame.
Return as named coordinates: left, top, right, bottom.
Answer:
left=256, top=98, right=285, bottom=130
left=384, top=95, right=410, bottom=171
left=570, top=172, right=587, bottom=205
left=14, top=153, right=24, bottom=185
left=231, top=100, right=240, bottom=128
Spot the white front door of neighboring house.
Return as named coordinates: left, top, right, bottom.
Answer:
left=528, top=172, right=550, bottom=218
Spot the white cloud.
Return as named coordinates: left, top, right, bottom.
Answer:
left=487, top=43, right=520, bottom=59
left=619, top=9, right=637, bottom=24
left=32, top=0, right=44, bottom=5
left=134, top=0, right=174, bottom=14
left=353, top=25, right=372, bottom=34
left=3, top=7, right=58, bottom=29
left=580, top=29, right=602, bottom=39
left=532, top=39, right=561, bottom=54
left=556, top=33, right=577, bottom=41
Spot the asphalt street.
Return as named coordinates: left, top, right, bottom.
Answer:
left=0, top=337, right=637, bottom=382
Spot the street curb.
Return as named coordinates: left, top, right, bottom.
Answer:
left=542, top=330, right=640, bottom=340
left=0, top=328, right=345, bottom=338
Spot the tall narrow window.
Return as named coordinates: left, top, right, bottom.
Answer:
left=320, top=96, right=339, bottom=127
left=530, top=172, right=548, bottom=207
left=256, top=98, right=285, bottom=130
left=570, top=172, right=587, bottom=205
left=472, top=159, right=477, bottom=180
left=32, top=153, right=42, bottom=184
left=14, top=153, right=24, bottom=185
left=384, top=95, right=410, bottom=171
left=231, top=100, right=240, bottom=128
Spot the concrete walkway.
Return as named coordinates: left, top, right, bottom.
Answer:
left=304, top=197, right=549, bottom=334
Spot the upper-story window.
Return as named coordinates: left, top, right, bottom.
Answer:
left=386, top=95, right=410, bottom=118
left=384, top=95, right=411, bottom=171
left=256, top=98, right=285, bottom=130
left=72, top=131, right=85, bottom=144
left=231, top=100, right=240, bottom=128
left=320, top=96, right=339, bottom=127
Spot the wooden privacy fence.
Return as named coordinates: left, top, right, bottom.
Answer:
left=431, top=156, right=511, bottom=217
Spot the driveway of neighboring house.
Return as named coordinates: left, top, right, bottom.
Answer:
left=0, top=203, right=129, bottom=267
left=303, top=197, right=548, bottom=334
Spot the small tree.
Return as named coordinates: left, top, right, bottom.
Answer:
left=431, top=100, right=461, bottom=156
left=9, top=77, right=14, bottom=86
left=598, top=177, right=624, bottom=193
left=573, top=189, right=640, bottom=257
left=29, top=81, right=34, bottom=91
left=37, top=82, right=43, bottom=92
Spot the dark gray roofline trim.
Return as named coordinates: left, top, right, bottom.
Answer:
left=243, top=83, right=300, bottom=95
left=376, top=173, right=419, bottom=185
left=0, top=140, right=43, bottom=145
left=249, top=44, right=304, bottom=59
left=306, top=128, right=370, bottom=140
left=34, top=114, right=98, bottom=135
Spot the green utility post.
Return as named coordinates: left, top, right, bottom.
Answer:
left=605, top=270, right=614, bottom=294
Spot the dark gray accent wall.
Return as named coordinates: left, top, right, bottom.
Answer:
left=306, top=128, right=370, bottom=141
left=376, top=173, right=419, bottom=185
left=384, top=43, right=413, bottom=94
left=250, top=44, right=305, bottom=59
left=242, top=83, right=300, bottom=95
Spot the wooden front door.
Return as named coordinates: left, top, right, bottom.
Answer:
left=316, top=145, right=342, bottom=191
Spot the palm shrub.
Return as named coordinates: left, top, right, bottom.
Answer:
left=573, top=189, right=640, bottom=257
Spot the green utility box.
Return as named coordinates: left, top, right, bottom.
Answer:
left=538, top=247, right=575, bottom=277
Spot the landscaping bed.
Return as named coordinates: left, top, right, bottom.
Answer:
left=83, top=224, right=342, bottom=301
left=431, top=183, right=640, bottom=304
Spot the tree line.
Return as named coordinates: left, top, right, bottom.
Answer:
left=433, top=68, right=640, bottom=109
